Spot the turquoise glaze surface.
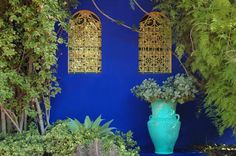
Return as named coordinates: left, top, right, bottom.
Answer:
left=147, top=100, right=181, bottom=154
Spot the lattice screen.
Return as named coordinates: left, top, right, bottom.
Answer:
left=139, top=12, right=172, bottom=73
left=68, top=10, right=101, bottom=73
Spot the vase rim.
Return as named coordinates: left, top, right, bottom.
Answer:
left=151, top=99, right=175, bottom=104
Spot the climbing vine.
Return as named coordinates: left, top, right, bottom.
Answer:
left=152, top=0, right=236, bottom=134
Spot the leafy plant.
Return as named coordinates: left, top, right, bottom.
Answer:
left=152, top=0, right=236, bottom=134
left=0, top=0, right=78, bottom=134
left=45, top=116, right=140, bottom=156
left=110, top=131, right=140, bottom=156
left=44, top=120, right=79, bottom=156
left=67, top=115, right=115, bottom=137
left=0, top=127, right=44, bottom=156
left=131, top=74, right=197, bottom=104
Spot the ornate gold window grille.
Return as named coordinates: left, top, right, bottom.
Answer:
left=139, top=12, right=172, bottom=73
left=68, top=10, right=101, bottom=73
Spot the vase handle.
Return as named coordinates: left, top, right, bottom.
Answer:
left=176, top=114, right=180, bottom=121
left=171, top=114, right=180, bottom=129
left=149, top=115, right=152, bottom=120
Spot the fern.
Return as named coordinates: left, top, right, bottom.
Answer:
left=153, top=0, right=236, bottom=134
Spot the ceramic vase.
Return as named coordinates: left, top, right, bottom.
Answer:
left=147, top=99, right=181, bottom=154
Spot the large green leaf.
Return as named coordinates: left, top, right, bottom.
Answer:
left=92, top=115, right=104, bottom=129
left=84, top=116, right=93, bottom=129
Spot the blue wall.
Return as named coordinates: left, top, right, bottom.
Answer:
left=50, top=0, right=236, bottom=152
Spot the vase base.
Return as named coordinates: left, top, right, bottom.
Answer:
left=155, top=151, right=173, bottom=155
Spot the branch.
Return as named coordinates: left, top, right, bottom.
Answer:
left=132, top=0, right=148, bottom=14
left=173, top=52, right=189, bottom=76
left=224, top=49, right=236, bottom=60
left=0, top=106, right=21, bottom=133
left=190, top=23, right=208, bottom=52
left=91, top=0, right=138, bottom=32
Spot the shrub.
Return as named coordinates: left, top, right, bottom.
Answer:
left=0, top=128, right=44, bottom=156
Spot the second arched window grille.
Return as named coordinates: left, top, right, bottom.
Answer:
left=139, top=12, right=172, bottom=73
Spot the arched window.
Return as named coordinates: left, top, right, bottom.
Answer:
left=139, top=12, right=172, bottom=73
left=68, top=10, right=101, bottom=73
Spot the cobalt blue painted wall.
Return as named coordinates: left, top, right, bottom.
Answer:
left=50, top=0, right=236, bottom=152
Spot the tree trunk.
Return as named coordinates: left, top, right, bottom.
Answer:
left=35, top=99, right=45, bottom=134
left=24, top=110, right=27, bottom=130
left=19, top=112, right=24, bottom=131
left=6, top=117, right=12, bottom=133
left=46, top=109, right=50, bottom=126
left=3, top=108, right=21, bottom=133
left=1, top=109, right=6, bottom=134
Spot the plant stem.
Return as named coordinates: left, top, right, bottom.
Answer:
left=189, top=23, right=208, bottom=53
left=173, top=53, right=189, bottom=76
left=132, top=0, right=148, bottom=14
left=91, top=0, right=138, bottom=32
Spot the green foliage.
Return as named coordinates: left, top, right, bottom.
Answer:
left=131, top=74, right=197, bottom=104
left=153, top=0, right=236, bottom=134
left=0, top=0, right=78, bottom=132
left=44, top=120, right=79, bottom=156
left=0, top=116, right=140, bottom=156
left=0, top=128, right=44, bottom=156
left=45, top=116, right=140, bottom=156
left=110, top=131, right=140, bottom=156
left=67, top=115, right=115, bottom=136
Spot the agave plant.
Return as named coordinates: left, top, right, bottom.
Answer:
left=67, top=115, right=115, bottom=137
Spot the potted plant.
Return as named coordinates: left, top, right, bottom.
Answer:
left=131, top=74, right=197, bottom=154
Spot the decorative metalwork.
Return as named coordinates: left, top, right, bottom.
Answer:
left=68, top=10, right=101, bottom=73
left=139, top=12, right=172, bottom=73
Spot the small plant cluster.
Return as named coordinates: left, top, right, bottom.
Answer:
left=193, top=144, right=236, bottom=156
left=0, top=128, right=44, bottom=156
left=0, top=116, right=140, bottom=156
left=131, top=74, right=197, bottom=104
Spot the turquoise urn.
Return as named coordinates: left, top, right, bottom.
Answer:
left=147, top=100, right=181, bottom=154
